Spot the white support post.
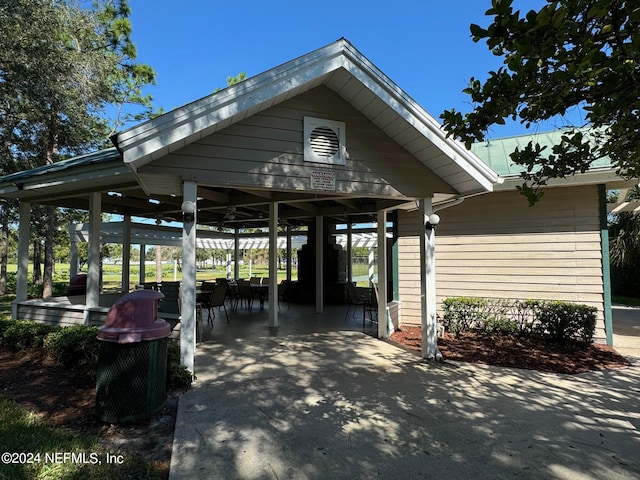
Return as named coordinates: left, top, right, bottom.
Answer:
left=13, top=201, right=31, bottom=318
left=69, top=225, right=79, bottom=279
left=377, top=210, right=388, bottom=338
left=234, top=229, right=240, bottom=280
left=347, top=223, right=353, bottom=284
left=122, top=215, right=131, bottom=291
left=419, top=198, right=441, bottom=360
left=286, top=225, right=292, bottom=282
left=226, top=250, right=232, bottom=279
left=368, top=247, right=375, bottom=286
left=268, top=201, right=279, bottom=328
left=85, top=192, right=101, bottom=325
left=315, top=216, right=323, bottom=313
left=181, top=181, right=198, bottom=373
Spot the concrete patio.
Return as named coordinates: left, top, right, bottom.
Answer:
left=168, top=303, right=640, bottom=479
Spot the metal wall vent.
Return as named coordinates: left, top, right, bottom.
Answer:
left=309, top=126, right=339, bottom=157
left=304, top=116, right=346, bottom=165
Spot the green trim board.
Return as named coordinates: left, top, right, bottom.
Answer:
left=599, top=184, right=614, bottom=345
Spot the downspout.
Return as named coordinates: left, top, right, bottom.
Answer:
left=433, top=196, right=465, bottom=213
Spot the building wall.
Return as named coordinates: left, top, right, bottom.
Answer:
left=397, top=185, right=606, bottom=341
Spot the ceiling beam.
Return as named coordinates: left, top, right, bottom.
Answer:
left=198, top=187, right=230, bottom=204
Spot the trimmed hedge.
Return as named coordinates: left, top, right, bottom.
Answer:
left=442, top=297, right=597, bottom=344
left=0, top=319, right=192, bottom=388
left=43, top=325, right=100, bottom=370
left=0, top=319, right=58, bottom=351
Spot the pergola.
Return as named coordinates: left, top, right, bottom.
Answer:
left=0, top=39, right=500, bottom=371
left=69, top=220, right=383, bottom=287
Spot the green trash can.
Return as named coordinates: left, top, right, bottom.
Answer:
left=96, top=289, right=171, bottom=423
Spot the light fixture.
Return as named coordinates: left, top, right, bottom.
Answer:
left=425, top=213, right=440, bottom=231
left=181, top=201, right=196, bottom=223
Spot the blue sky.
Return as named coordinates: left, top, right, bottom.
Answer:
left=127, top=0, right=567, bottom=140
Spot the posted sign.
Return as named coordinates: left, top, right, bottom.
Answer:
left=310, top=170, right=336, bottom=191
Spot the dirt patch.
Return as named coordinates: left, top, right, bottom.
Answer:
left=390, top=326, right=632, bottom=374
left=0, top=348, right=179, bottom=479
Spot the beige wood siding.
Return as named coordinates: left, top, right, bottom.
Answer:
left=397, top=186, right=606, bottom=340
left=140, top=86, right=454, bottom=198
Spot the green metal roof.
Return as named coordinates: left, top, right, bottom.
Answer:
left=471, top=129, right=613, bottom=177
left=0, top=148, right=121, bottom=183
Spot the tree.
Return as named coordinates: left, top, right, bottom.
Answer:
left=609, top=187, right=640, bottom=297
left=441, top=0, right=640, bottom=204
left=213, top=72, right=247, bottom=93
left=0, top=0, right=156, bottom=296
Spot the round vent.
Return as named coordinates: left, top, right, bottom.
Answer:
left=309, top=126, right=339, bottom=157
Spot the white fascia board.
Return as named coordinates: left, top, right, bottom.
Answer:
left=114, top=38, right=501, bottom=197
left=496, top=167, right=633, bottom=191
left=337, top=43, right=501, bottom=194
left=116, top=43, right=350, bottom=168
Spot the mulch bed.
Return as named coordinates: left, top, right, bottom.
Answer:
left=390, top=326, right=632, bottom=374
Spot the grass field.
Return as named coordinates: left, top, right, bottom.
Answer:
left=6, top=261, right=374, bottom=295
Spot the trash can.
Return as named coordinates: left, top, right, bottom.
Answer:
left=96, top=289, right=171, bottom=423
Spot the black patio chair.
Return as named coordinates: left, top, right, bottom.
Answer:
left=345, top=282, right=367, bottom=320
left=199, top=284, right=229, bottom=324
left=235, top=281, right=254, bottom=312
left=364, top=283, right=379, bottom=327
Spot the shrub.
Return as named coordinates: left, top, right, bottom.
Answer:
left=167, top=339, right=193, bottom=389
left=442, top=296, right=597, bottom=344
left=535, top=301, right=597, bottom=345
left=44, top=325, right=100, bottom=370
left=442, top=297, right=490, bottom=334
left=0, top=320, right=58, bottom=351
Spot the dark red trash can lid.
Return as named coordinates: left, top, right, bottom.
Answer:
left=98, top=289, right=171, bottom=343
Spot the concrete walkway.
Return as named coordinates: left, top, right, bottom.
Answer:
left=169, top=319, right=640, bottom=479
left=612, top=305, right=640, bottom=360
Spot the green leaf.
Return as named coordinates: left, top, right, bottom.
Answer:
left=470, top=23, right=489, bottom=39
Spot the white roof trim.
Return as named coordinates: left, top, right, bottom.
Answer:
left=113, top=38, right=500, bottom=195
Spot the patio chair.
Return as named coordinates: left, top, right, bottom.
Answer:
left=363, top=283, right=379, bottom=327
left=345, top=282, right=367, bottom=320
left=198, top=284, right=229, bottom=325
left=235, top=281, right=254, bottom=311
left=278, top=280, right=289, bottom=310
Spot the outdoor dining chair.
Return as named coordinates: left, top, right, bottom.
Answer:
left=198, top=284, right=229, bottom=324
left=235, top=281, right=254, bottom=311
left=345, top=282, right=367, bottom=320
left=363, top=283, right=379, bottom=327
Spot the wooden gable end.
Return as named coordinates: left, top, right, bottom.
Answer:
left=139, top=86, right=456, bottom=199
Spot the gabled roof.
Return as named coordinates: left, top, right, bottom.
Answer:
left=112, top=38, right=499, bottom=197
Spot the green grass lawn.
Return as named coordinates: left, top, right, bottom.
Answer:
left=0, top=398, right=160, bottom=479
left=8, top=260, right=374, bottom=293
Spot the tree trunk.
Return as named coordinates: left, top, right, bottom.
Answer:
left=155, top=245, right=162, bottom=283
left=42, top=205, right=55, bottom=298
left=0, top=207, right=7, bottom=295
left=33, top=240, right=42, bottom=284
left=42, top=113, right=58, bottom=298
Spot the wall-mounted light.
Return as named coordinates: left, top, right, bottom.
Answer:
left=181, top=201, right=196, bottom=224
left=425, top=213, right=440, bottom=231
